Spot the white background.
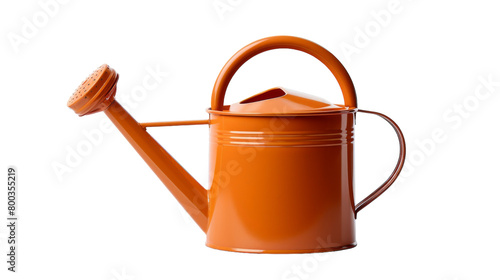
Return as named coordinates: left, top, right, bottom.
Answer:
left=1, top=0, right=499, bottom=279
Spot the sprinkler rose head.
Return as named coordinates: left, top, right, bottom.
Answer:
left=67, top=64, right=119, bottom=116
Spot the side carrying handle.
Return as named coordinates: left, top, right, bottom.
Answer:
left=211, top=36, right=357, bottom=111
left=355, top=109, right=406, bottom=217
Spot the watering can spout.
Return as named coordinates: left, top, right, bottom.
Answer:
left=67, top=65, right=209, bottom=232
left=104, top=101, right=209, bottom=232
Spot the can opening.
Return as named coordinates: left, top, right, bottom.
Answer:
left=240, top=88, right=286, bottom=104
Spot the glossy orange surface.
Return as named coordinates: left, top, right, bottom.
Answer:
left=206, top=112, right=357, bottom=253
left=67, top=36, right=406, bottom=253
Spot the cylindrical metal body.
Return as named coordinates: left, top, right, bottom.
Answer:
left=206, top=112, right=357, bottom=253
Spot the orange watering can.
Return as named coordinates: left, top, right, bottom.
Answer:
left=67, top=36, right=406, bottom=253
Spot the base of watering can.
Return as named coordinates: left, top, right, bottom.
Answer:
left=206, top=242, right=357, bottom=254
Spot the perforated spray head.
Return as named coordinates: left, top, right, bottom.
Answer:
left=67, top=64, right=119, bottom=116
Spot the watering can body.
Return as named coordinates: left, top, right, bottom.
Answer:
left=67, top=36, right=406, bottom=253
left=207, top=111, right=357, bottom=253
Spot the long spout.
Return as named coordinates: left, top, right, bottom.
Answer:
left=67, top=65, right=208, bottom=232
left=105, top=101, right=208, bottom=231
